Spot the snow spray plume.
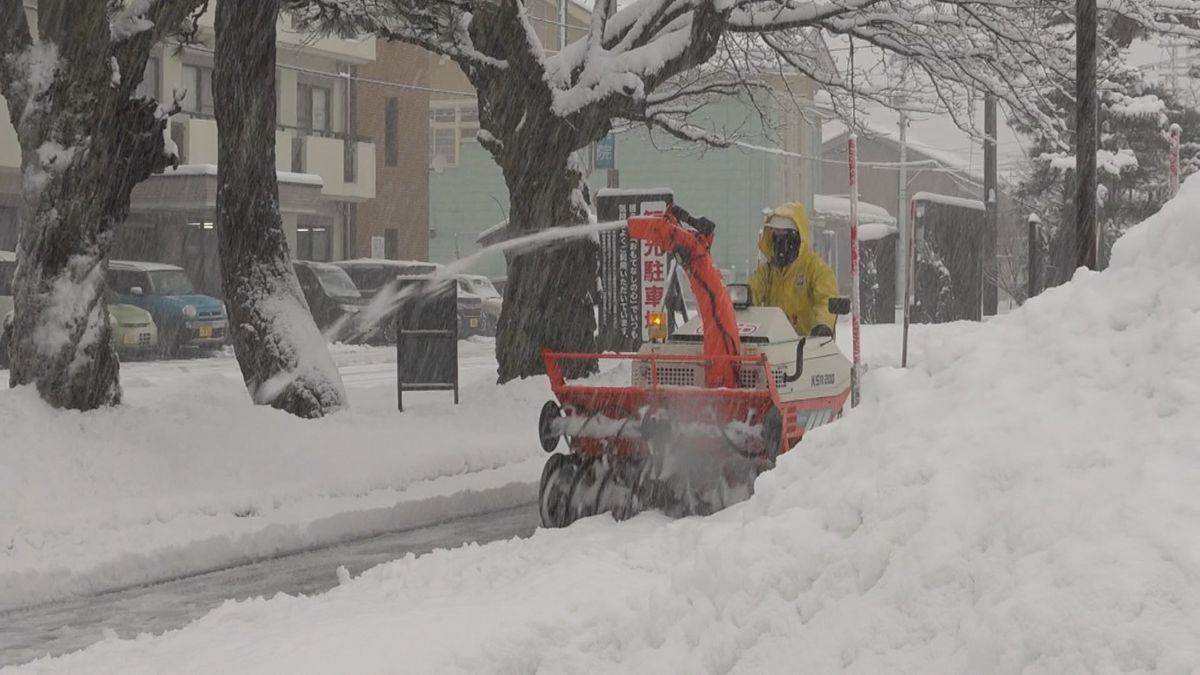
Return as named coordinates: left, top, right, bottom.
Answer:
left=325, top=220, right=627, bottom=341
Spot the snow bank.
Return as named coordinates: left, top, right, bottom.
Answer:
left=0, top=343, right=546, bottom=611
left=20, top=176, right=1200, bottom=672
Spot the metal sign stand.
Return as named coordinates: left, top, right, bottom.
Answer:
left=396, top=279, right=460, bottom=412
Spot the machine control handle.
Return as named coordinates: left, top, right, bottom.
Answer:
left=668, top=204, right=716, bottom=237
left=783, top=338, right=807, bottom=384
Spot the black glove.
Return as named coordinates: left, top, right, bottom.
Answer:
left=810, top=324, right=834, bottom=338
left=668, top=205, right=715, bottom=236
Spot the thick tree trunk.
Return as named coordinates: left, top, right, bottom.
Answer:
left=494, top=151, right=598, bottom=383
left=2, top=3, right=177, bottom=409
left=214, top=0, right=346, bottom=417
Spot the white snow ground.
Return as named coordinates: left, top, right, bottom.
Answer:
left=0, top=339, right=546, bottom=612
left=13, top=174, right=1200, bottom=672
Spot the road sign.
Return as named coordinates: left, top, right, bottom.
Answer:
left=593, top=134, right=616, bottom=171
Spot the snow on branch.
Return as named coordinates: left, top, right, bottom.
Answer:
left=0, top=0, right=34, bottom=120
left=1040, top=148, right=1140, bottom=175
left=109, top=0, right=157, bottom=42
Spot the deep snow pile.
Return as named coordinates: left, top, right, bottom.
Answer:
left=16, top=178, right=1200, bottom=673
left=0, top=341, right=547, bottom=611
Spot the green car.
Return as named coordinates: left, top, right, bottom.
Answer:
left=108, top=302, right=159, bottom=358
left=0, top=303, right=158, bottom=368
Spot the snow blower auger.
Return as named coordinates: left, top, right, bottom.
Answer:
left=536, top=205, right=853, bottom=528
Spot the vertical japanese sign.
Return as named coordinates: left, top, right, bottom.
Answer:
left=596, top=188, right=674, bottom=351
left=638, top=212, right=669, bottom=342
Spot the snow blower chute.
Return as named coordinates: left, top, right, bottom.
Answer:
left=537, top=205, right=853, bottom=527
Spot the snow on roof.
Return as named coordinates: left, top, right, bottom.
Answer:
left=813, top=194, right=895, bottom=225
left=860, top=222, right=899, bottom=241
left=911, top=191, right=986, bottom=212
left=0, top=250, right=14, bottom=262
left=823, top=119, right=983, bottom=181
left=162, top=164, right=324, bottom=187
left=333, top=258, right=438, bottom=269
left=109, top=260, right=185, bottom=272
left=594, top=188, right=674, bottom=199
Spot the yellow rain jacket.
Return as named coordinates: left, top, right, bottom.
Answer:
left=749, top=203, right=840, bottom=336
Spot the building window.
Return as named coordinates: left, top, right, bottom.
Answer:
left=136, top=56, right=160, bottom=101
left=298, top=84, right=332, bottom=132
left=179, top=64, right=214, bottom=115
left=384, top=228, right=399, bottom=260
left=428, top=100, right=480, bottom=168
left=297, top=226, right=332, bottom=262
left=385, top=98, right=399, bottom=167
left=430, top=129, right=457, bottom=167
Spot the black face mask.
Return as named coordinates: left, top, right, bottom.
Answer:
left=770, top=231, right=800, bottom=268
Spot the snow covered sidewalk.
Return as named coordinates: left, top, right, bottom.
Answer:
left=16, top=177, right=1200, bottom=674
left=0, top=340, right=547, bottom=612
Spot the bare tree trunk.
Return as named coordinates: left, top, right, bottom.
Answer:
left=494, top=153, right=597, bottom=383
left=214, top=0, right=346, bottom=417
left=1, top=0, right=183, bottom=409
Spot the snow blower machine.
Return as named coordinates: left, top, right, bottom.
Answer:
left=537, top=205, right=853, bottom=527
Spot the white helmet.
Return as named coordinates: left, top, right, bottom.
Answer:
left=764, top=214, right=795, bottom=231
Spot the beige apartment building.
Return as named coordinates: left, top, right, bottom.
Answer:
left=0, top=7, right=433, bottom=297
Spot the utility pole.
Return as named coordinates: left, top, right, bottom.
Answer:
left=1169, top=123, right=1182, bottom=198
left=1075, top=0, right=1099, bottom=271
left=983, top=95, right=999, bottom=315
left=847, top=133, right=862, bottom=407
left=1027, top=213, right=1041, bottom=300
left=558, top=0, right=568, bottom=51
left=897, top=107, right=909, bottom=324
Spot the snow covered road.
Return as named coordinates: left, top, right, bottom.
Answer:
left=0, top=505, right=537, bottom=668
left=0, top=338, right=548, bottom=612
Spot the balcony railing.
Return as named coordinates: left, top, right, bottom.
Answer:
left=167, top=114, right=375, bottom=200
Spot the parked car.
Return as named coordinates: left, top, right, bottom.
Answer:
left=293, top=260, right=376, bottom=343
left=457, top=274, right=503, bottom=336
left=106, top=301, right=159, bottom=358
left=454, top=287, right=486, bottom=338
left=0, top=302, right=156, bottom=368
left=331, top=259, right=484, bottom=340
left=108, top=260, right=227, bottom=357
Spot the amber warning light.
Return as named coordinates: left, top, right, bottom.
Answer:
left=647, top=310, right=668, bottom=341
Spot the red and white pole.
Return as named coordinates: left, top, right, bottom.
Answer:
left=1169, top=123, right=1181, bottom=198
left=847, top=134, right=862, bottom=407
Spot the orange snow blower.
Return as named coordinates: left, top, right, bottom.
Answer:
left=537, top=206, right=852, bottom=527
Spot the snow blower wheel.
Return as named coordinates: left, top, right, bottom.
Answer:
left=538, top=400, right=562, bottom=453
left=538, top=453, right=580, bottom=528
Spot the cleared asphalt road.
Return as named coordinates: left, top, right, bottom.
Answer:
left=0, top=505, right=538, bottom=668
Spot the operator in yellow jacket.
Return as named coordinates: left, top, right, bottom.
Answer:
left=749, top=203, right=840, bottom=338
